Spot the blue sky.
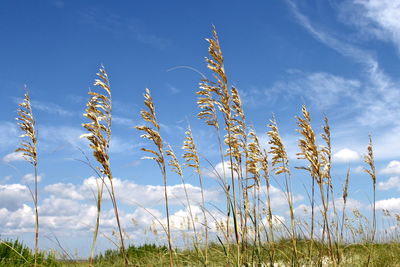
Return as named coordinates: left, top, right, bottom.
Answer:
left=1, top=0, right=400, bottom=257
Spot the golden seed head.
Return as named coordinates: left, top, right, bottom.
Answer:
left=81, top=65, right=113, bottom=178
left=267, top=116, right=290, bottom=175
left=166, top=144, right=183, bottom=177
left=135, top=88, right=165, bottom=166
left=16, top=87, right=37, bottom=166
left=363, top=135, right=376, bottom=185
left=182, top=126, right=200, bottom=172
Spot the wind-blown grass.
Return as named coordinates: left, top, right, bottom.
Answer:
left=4, top=26, right=399, bottom=267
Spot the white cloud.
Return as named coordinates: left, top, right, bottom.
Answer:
left=0, top=184, right=31, bottom=211
left=202, top=161, right=239, bottom=179
left=334, top=197, right=363, bottom=211
left=44, top=183, right=84, bottom=200
left=347, top=0, right=400, bottom=52
left=287, top=0, right=400, bottom=129
left=294, top=197, right=363, bottom=218
left=2, top=151, right=25, bottom=163
left=21, top=173, right=42, bottom=184
left=50, top=177, right=221, bottom=208
left=378, top=176, right=400, bottom=191
left=333, top=148, right=360, bottom=162
left=381, top=160, right=400, bottom=174
left=375, top=198, right=400, bottom=212
left=0, top=122, right=19, bottom=149
left=269, top=72, right=361, bottom=109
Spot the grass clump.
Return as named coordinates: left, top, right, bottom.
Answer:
left=0, top=239, right=59, bottom=267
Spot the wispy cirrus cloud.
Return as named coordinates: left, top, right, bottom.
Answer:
left=286, top=0, right=400, bottom=128
left=12, top=97, right=74, bottom=117
left=339, top=0, right=400, bottom=52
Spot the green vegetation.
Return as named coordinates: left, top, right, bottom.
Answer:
left=0, top=240, right=59, bottom=267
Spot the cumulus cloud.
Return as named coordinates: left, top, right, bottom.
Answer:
left=375, top=198, right=400, bottom=212
left=2, top=151, right=25, bottom=163
left=202, top=161, right=239, bottom=179
left=294, top=198, right=363, bottom=218
left=21, top=173, right=42, bottom=184
left=44, top=183, right=84, bottom=200
left=333, top=148, right=360, bottom=162
left=40, top=195, right=82, bottom=216
left=381, top=160, right=400, bottom=174
left=44, top=177, right=221, bottom=208
left=0, top=184, right=31, bottom=211
left=378, top=176, right=400, bottom=191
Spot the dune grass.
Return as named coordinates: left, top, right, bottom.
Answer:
left=4, top=26, right=400, bottom=266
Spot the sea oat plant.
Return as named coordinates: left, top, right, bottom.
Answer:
left=16, top=87, right=39, bottom=266
left=197, top=26, right=241, bottom=265
left=364, top=135, right=377, bottom=266
left=182, top=125, right=209, bottom=266
left=267, top=116, right=298, bottom=264
left=135, top=88, right=174, bottom=267
left=80, top=66, right=128, bottom=267
left=166, top=144, right=204, bottom=264
left=296, top=105, right=335, bottom=265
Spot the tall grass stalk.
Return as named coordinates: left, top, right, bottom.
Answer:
left=364, top=135, right=377, bottom=266
left=296, top=105, right=335, bottom=265
left=197, top=26, right=242, bottom=265
left=166, top=145, right=203, bottom=264
left=81, top=66, right=128, bottom=266
left=135, top=88, right=174, bottom=267
left=267, top=116, right=298, bottom=265
left=16, top=87, right=39, bottom=266
left=182, top=125, right=209, bottom=266
left=339, top=167, right=350, bottom=264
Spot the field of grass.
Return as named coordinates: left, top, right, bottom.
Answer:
left=2, top=26, right=400, bottom=266
left=2, top=239, right=400, bottom=266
